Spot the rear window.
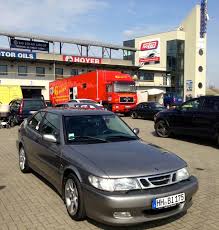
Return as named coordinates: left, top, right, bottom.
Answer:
left=79, top=99, right=96, bottom=103
left=23, top=100, right=46, bottom=110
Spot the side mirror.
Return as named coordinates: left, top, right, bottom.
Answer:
left=42, top=134, right=58, bottom=143
left=133, top=128, right=140, bottom=135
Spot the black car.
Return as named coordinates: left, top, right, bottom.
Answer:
left=130, top=102, right=166, bottom=120
left=9, top=98, right=46, bottom=126
left=154, top=96, right=219, bottom=145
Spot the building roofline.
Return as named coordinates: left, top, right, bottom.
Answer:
left=0, top=30, right=137, bottom=52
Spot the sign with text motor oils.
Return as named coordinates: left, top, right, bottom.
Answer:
left=139, top=38, right=160, bottom=66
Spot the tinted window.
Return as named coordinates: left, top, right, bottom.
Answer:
left=23, top=100, right=46, bottom=110
left=41, top=113, right=60, bottom=137
left=203, top=99, right=219, bottom=111
left=181, top=99, right=201, bottom=111
left=28, top=112, right=45, bottom=131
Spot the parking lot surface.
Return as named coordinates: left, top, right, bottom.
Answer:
left=0, top=118, right=219, bottom=230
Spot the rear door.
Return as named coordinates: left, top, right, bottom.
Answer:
left=23, top=112, right=45, bottom=170
left=192, top=97, right=219, bottom=137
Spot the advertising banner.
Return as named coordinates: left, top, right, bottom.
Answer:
left=0, top=50, right=36, bottom=59
left=139, top=39, right=160, bottom=66
left=63, top=55, right=102, bottom=64
left=186, top=80, right=193, bottom=92
left=10, top=38, right=49, bottom=52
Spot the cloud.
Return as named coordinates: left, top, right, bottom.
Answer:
left=0, top=0, right=108, bottom=34
left=123, top=24, right=177, bottom=39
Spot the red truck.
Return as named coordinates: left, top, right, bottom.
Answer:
left=49, top=70, right=137, bottom=114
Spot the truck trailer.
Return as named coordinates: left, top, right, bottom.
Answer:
left=49, top=70, right=137, bottom=114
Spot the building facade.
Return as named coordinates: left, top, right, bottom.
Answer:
left=124, top=4, right=207, bottom=100
left=0, top=4, right=206, bottom=103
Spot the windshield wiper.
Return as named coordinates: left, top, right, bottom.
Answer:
left=70, top=136, right=108, bottom=143
left=106, top=135, right=138, bottom=141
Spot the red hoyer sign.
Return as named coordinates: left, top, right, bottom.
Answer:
left=63, top=55, right=102, bottom=64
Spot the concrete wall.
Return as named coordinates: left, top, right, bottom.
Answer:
left=180, top=5, right=206, bottom=98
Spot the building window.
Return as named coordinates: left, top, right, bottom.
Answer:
left=166, top=40, right=185, bottom=97
left=18, top=66, right=28, bottom=76
left=198, top=66, right=203, bottom=72
left=0, top=65, right=8, bottom=75
left=199, top=49, right=204, bottom=55
left=71, top=69, right=78, bottom=76
left=36, top=67, right=45, bottom=77
left=198, top=82, right=203, bottom=89
left=55, top=68, right=63, bottom=76
left=138, top=72, right=154, bottom=81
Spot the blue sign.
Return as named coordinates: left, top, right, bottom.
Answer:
left=200, top=0, right=208, bottom=38
left=0, top=50, right=36, bottom=59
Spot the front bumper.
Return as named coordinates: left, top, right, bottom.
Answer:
left=83, top=176, right=198, bottom=226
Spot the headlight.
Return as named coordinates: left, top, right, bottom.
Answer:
left=176, top=167, right=190, bottom=182
left=88, top=175, right=141, bottom=192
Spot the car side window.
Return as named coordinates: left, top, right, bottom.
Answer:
left=203, top=99, right=219, bottom=111
left=41, top=113, right=60, bottom=137
left=28, top=112, right=45, bottom=131
left=181, top=99, right=200, bottom=111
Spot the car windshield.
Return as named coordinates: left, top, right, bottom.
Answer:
left=114, top=82, right=136, bottom=93
left=23, top=100, right=46, bottom=110
left=64, top=114, right=138, bottom=144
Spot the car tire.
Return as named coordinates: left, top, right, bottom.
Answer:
left=155, top=120, right=170, bottom=138
left=19, top=147, right=30, bottom=173
left=64, top=173, right=86, bottom=221
left=131, top=111, right=138, bottom=119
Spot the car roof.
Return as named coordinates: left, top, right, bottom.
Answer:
left=42, top=108, right=113, bottom=116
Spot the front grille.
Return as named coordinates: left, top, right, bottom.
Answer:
left=148, top=174, right=171, bottom=186
left=119, top=97, right=134, bottom=103
left=138, top=172, right=177, bottom=189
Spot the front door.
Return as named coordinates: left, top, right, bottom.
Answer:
left=36, top=112, right=62, bottom=188
left=169, top=98, right=202, bottom=135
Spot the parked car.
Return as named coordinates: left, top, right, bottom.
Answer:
left=154, top=96, right=219, bottom=145
left=9, top=98, right=46, bottom=126
left=55, top=102, right=105, bottom=110
left=164, top=93, right=183, bottom=107
left=130, top=102, right=166, bottom=120
left=68, top=99, right=104, bottom=109
left=17, top=109, right=198, bottom=226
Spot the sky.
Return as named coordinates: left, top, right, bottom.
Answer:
left=0, top=0, right=218, bottom=86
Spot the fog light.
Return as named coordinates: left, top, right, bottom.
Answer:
left=113, top=211, right=132, bottom=219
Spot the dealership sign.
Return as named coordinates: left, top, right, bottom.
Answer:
left=139, top=38, right=160, bottom=66
left=0, top=50, right=36, bottom=59
left=10, top=38, right=49, bottom=52
left=63, top=55, right=102, bottom=64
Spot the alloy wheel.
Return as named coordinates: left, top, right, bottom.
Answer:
left=65, top=179, right=79, bottom=216
left=156, top=121, right=170, bottom=137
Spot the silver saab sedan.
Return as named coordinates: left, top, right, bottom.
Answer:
left=16, top=108, right=198, bottom=226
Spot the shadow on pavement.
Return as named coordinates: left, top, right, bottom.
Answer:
left=151, top=131, right=218, bottom=148
left=87, top=211, right=187, bottom=230
left=0, top=185, right=6, bottom=190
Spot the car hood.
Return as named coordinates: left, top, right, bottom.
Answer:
left=69, top=140, right=186, bottom=178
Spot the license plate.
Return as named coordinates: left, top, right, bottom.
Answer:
left=125, top=106, right=131, bottom=108
left=152, top=193, right=185, bottom=209
left=29, top=111, right=36, bottom=114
